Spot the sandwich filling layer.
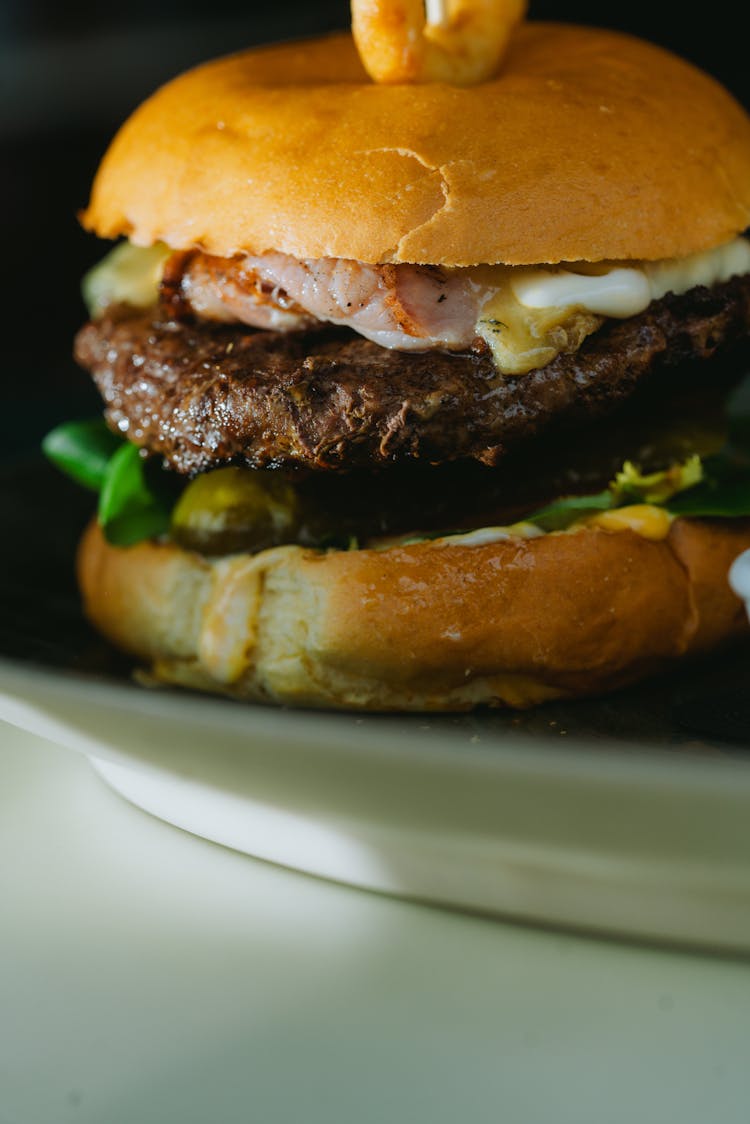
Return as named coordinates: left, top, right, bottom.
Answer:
left=85, top=236, right=750, bottom=375
left=75, top=275, right=750, bottom=474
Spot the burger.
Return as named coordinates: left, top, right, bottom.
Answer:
left=44, top=15, right=750, bottom=711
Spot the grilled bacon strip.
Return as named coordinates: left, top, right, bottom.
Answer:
left=161, top=249, right=484, bottom=351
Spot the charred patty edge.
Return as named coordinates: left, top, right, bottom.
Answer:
left=74, top=276, right=750, bottom=475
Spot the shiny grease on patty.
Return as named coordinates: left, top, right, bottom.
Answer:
left=75, top=276, right=750, bottom=476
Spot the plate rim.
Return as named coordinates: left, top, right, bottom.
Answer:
left=2, top=652, right=750, bottom=796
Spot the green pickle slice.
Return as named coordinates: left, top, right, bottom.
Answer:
left=170, top=467, right=301, bottom=555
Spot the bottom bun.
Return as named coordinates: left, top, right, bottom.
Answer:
left=77, top=518, right=750, bottom=711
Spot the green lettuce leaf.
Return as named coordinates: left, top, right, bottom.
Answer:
left=41, top=419, right=122, bottom=492
left=42, top=369, right=750, bottom=550
left=527, top=372, right=750, bottom=530
left=528, top=445, right=750, bottom=530
left=666, top=480, right=750, bottom=517
left=42, top=418, right=171, bottom=546
left=97, top=443, right=172, bottom=546
left=524, top=490, right=615, bottom=532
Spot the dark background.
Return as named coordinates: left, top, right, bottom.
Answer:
left=2, top=1, right=748, bottom=461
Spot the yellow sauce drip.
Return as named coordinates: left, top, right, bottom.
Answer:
left=580, top=504, right=672, bottom=541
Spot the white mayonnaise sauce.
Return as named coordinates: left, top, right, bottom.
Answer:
left=511, top=236, right=750, bottom=319
left=85, top=235, right=750, bottom=376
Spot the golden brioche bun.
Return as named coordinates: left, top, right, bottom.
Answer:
left=81, top=23, right=750, bottom=268
left=77, top=519, right=750, bottom=711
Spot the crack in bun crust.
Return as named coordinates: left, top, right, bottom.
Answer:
left=74, top=19, right=750, bottom=713
left=82, top=24, right=750, bottom=267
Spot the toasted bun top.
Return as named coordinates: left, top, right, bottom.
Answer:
left=82, top=23, right=750, bottom=267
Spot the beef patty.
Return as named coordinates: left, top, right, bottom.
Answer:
left=75, top=276, right=750, bottom=475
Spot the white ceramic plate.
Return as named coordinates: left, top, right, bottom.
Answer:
left=2, top=655, right=750, bottom=953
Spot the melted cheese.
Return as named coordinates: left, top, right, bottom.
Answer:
left=85, top=235, right=750, bottom=379
left=474, top=280, right=603, bottom=375
left=476, top=236, right=750, bottom=374
left=82, top=241, right=170, bottom=317
left=373, top=510, right=671, bottom=550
